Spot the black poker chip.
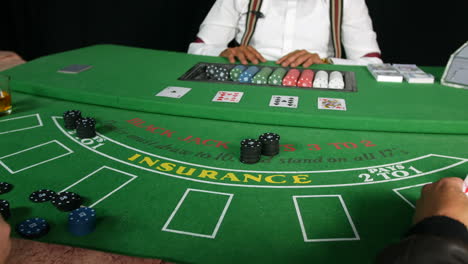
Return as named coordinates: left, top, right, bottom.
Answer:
left=0, top=199, right=10, bottom=220
left=240, top=139, right=262, bottom=164
left=29, top=189, right=56, bottom=203
left=259, top=133, right=280, bottom=156
left=0, top=182, right=13, bottom=195
left=51, top=192, right=83, bottom=212
left=16, top=218, right=50, bottom=239
left=63, top=110, right=82, bottom=129
left=76, top=117, right=96, bottom=139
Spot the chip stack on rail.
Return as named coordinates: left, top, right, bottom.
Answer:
left=29, top=189, right=56, bottom=203
left=63, top=110, right=82, bottom=129
left=282, top=69, right=301, bottom=86
left=252, top=67, right=273, bottom=85
left=205, top=65, right=217, bottom=78
left=268, top=68, right=287, bottom=85
left=230, top=65, right=246, bottom=81
left=68, top=207, right=96, bottom=236
left=328, top=71, right=345, bottom=89
left=258, top=133, right=280, bottom=156
left=0, top=200, right=10, bottom=220
left=240, top=139, right=262, bottom=164
left=51, top=191, right=83, bottom=212
left=0, top=182, right=13, bottom=195
left=16, top=218, right=50, bottom=239
left=313, top=70, right=329, bottom=88
left=211, top=66, right=230, bottom=81
left=239, top=66, right=260, bottom=83
left=76, top=117, right=96, bottom=139
left=297, top=69, right=315, bottom=87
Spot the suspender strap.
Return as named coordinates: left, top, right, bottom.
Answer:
left=330, top=0, right=344, bottom=58
left=240, top=0, right=263, bottom=46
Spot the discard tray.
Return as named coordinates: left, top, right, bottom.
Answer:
left=179, top=62, right=357, bottom=92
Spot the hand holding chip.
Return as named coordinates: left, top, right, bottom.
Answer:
left=276, top=50, right=324, bottom=68
left=413, top=177, right=468, bottom=227
left=220, top=45, right=267, bottom=65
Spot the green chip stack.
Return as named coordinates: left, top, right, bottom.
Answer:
left=252, top=67, right=273, bottom=85
left=230, top=65, right=246, bottom=81
left=268, top=68, right=287, bottom=85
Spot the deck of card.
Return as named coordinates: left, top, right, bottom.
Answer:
left=318, top=97, right=347, bottom=111
left=156, top=86, right=192, bottom=98
left=269, top=95, right=299, bottom=108
left=212, top=91, right=244, bottom=103
left=393, top=64, right=435, bottom=84
left=367, top=64, right=403, bottom=83
left=57, top=64, right=93, bottom=74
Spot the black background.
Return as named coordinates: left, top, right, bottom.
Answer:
left=0, top=0, right=465, bottom=66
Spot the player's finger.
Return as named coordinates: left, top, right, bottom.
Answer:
left=247, top=46, right=267, bottom=62
left=276, top=50, right=300, bottom=65
left=226, top=50, right=237, bottom=64
left=242, top=48, right=259, bottom=64
left=281, top=50, right=308, bottom=67
left=291, top=53, right=315, bottom=67
left=235, top=50, right=249, bottom=65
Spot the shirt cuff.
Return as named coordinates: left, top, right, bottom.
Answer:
left=406, top=216, right=468, bottom=244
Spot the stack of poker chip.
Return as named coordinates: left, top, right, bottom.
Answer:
left=206, top=64, right=229, bottom=81
left=239, top=66, right=260, bottom=83
left=0, top=182, right=13, bottom=195
left=252, top=67, right=273, bottom=85
left=68, top=207, right=96, bottom=236
left=282, top=69, right=301, bottom=86
left=0, top=200, right=10, bottom=220
left=29, top=189, right=57, bottom=203
left=259, top=133, right=280, bottom=156
left=230, top=65, right=246, bottom=81
left=76, top=117, right=96, bottom=139
left=328, top=71, right=345, bottom=89
left=16, top=218, right=50, bottom=239
left=313, top=70, right=329, bottom=88
left=51, top=191, right=83, bottom=212
left=240, top=139, right=262, bottom=164
left=268, top=68, right=287, bottom=85
left=63, top=110, right=82, bottom=129
left=297, top=69, right=315, bottom=88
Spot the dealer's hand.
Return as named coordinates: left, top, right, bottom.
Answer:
left=414, top=177, right=468, bottom=227
left=0, top=216, right=11, bottom=264
left=276, top=50, right=324, bottom=68
left=220, top=45, right=267, bottom=65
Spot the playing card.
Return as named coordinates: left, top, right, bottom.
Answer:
left=318, top=97, right=347, bottom=111
left=269, top=95, right=298, bottom=108
left=57, top=64, right=93, bottom=74
left=155, top=86, right=191, bottom=98
left=212, top=91, right=244, bottom=103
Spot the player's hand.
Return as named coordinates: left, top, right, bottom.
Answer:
left=0, top=216, right=11, bottom=264
left=220, top=45, right=267, bottom=65
left=276, top=50, right=324, bottom=68
left=413, top=177, right=468, bottom=227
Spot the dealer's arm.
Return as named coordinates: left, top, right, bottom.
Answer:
left=375, top=177, right=468, bottom=264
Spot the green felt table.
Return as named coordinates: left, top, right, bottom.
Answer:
left=1, top=45, right=467, bottom=264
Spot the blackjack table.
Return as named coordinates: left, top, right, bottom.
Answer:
left=1, top=45, right=467, bottom=264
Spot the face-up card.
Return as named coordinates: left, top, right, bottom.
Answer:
left=269, top=95, right=298, bottom=108
left=156, top=86, right=192, bottom=98
left=58, top=64, right=93, bottom=74
left=212, top=91, right=244, bottom=103
left=318, top=97, right=347, bottom=111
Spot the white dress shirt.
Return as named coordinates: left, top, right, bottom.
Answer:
left=188, top=0, right=383, bottom=65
